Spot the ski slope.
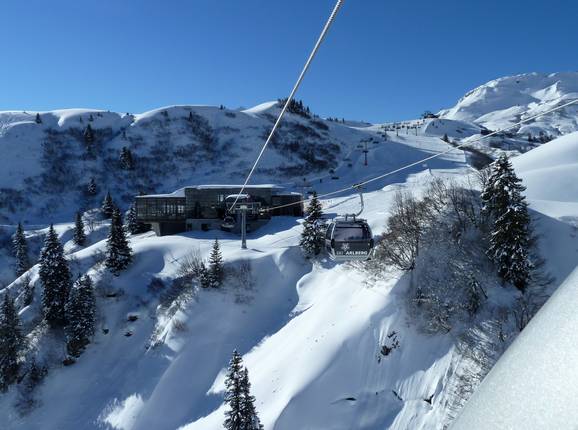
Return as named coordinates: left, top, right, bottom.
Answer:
left=1, top=129, right=474, bottom=430
left=2, top=83, right=578, bottom=429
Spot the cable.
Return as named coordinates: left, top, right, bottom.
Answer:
left=264, top=97, right=578, bottom=212
left=228, top=0, right=344, bottom=212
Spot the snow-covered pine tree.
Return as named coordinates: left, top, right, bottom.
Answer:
left=12, top=222, right=30, bottom=277
left=223, top=350, right=245, bottom=430
left=73, top=212, right=86, bottom=246
left=0, top=293, right=25, bottom=391
left=105, top=207, right=132, bottom=275
left=87, top=177, right=98, bottom=196
left=240, top=368, right=263, bottom=430
left=65, top=275, right=96, bottom=357
left=299, top=192, right=325, bottom=256
left=196, top=262, right=210, bottom=289
left=119, top=146, right=134, bottom=170
left=126, top=202, right=148, bottom=235
left=39, top=225, right=72, bottom=326
left=84, top=123, right=94, bottom=144
left=482, top=154, right=531, bottom=291
left=208, top=239, right=224, bottom=288
left=101, top=191, right=115, bottom=219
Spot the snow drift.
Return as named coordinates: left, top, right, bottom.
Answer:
left=451, top=267, right=578, bottom=430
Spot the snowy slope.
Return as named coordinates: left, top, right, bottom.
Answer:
left=439, top=72, right=578, bottom=136
left=450, top=131, right=578, bottom=429
left=0, top=103, right=367, bottom=225
left=511, top=131, right=578, bottom=216
left=2, top=74, right=578, bottom=430
left=451, top=267, right=578, bottom=430
left=1, top=129, right=473, bottom=430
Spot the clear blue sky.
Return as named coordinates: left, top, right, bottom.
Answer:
left=1, top=0, right=577, bottom=123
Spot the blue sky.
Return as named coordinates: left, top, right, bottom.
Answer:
left=1, top=0, right=577, bottom=122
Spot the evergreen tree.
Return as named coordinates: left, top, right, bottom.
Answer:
left=105, top=207, right=132, bottom=275
left=240, top=368, right=263, bottom=430
left=12, top=222, right=30, bottom=277
left=101, top=192, right=115, bottom=219
left=39, top=225, right=72, bottom=326
left=299, top=192, right=325, bottom=256
left=84, top=123, right=95, bottom=145
left=441, top=133, right=449, bottom=143
left=73, top=212, right=86, bottom=246
left=65, top=275, right=96, bottom=357
left=34, top=113, right=42, bottom=124
left=87, top=177, right=98, bottom=196
left=208, top=239, right=224, bottom=288
left=126, top=202, right=148, bottom=235
left=198, top=262, right=211, bottom=289
left=224, top=350, right=244, bottom=430
left=223, top=350, right=262, bottom=430
left=482, top=154, right=531, bottom=291
left=0, top=294, right=24, bottom=391
left=119, top=146, right=134, bottom=170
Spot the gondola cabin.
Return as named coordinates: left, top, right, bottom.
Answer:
left=325, top=216, right=374, bottom=261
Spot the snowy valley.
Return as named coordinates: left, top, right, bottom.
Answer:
left=0, top=71, right=578, bottom=430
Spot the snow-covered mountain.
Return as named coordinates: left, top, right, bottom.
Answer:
left=439, top=72, right=578, bottom=137
left=1, top=74, right=578, bottom=430
left=0, top=102, right=366, bottom=225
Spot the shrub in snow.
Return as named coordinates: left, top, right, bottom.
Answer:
left=0, top=293, right=25, bottom=391
left=12, top=222, right=30, bottom=277
left=147, top=277, right=166, bottom=295
left=65, top=275, right=96, bottom=358
left=39, top=225, right=72, bottom=327
left=15, top=359, right=47, bottom=416
left=376, top=191, right=427, bottom=270
left=176, top=248, right=204, bottom=280
left=299, top=192, right=325, bottom=257
left=105, top=208, right=132, bottom=275
left=223, top=350, right=263, bottom=430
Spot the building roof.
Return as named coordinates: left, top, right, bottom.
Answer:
left=136, top=184, right=289, bottom=199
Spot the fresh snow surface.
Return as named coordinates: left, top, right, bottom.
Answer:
left=2, top=84, right=578, bottom=429
left=0, top=125, right=473, bottom=430
left=439, top=72, right=578, bottom=136
left=511, top=131, right=578, bottom=216
left=451, top=267, right=578, bottom=430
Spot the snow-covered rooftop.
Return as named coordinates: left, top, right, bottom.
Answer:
left=137, top=184, right=286, bottom=199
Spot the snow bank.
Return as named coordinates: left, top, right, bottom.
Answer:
left=451, top=267, right=578, bottom=430
left=511, top=132, right=578, bottom=217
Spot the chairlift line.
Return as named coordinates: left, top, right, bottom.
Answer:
left=228, top=0, right=345, bottom=213
left=263, top=96, right=578, bottom=213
